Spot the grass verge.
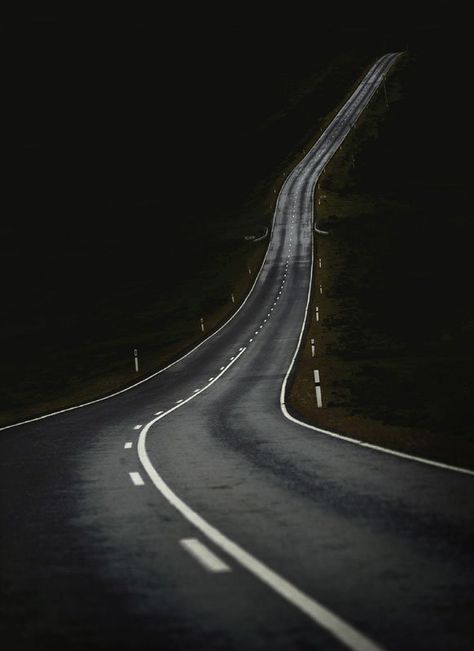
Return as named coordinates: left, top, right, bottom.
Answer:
left=3, top=48, right=378, bottom=426
left=289, top=49, right=474, bottom=470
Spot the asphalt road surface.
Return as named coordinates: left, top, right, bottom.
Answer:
left=1, top=53, right=473, bottom=651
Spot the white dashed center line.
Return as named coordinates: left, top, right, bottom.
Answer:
left=129, top=472, right=145, bottom=486
left=124, top=442, right=133, bottom=449
left=180, top=538, right=231, bottom=573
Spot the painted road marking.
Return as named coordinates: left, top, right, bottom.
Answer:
left=129, top=472, right=145, bottom=486
left=124, top=442, right=133, bottom=449
left=208, top=377, right=214, bottom=382
left=220, top=366, right=225, bottom=370
left=314, top=369, right=320, bottom=384
left=5, top=55, right=465, bottom=482
left=193, top=389, right=200, bottom=393
left=133, top=425, right=142, bottom=430
left=155, top=411, right=163, bottom=416
left=176, top=399, right=183, bottom=404
left=138, top=344, right=385, bottom=651
left=180, top=538, right=231, bottom=573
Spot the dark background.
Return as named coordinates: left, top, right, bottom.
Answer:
left=4, top=11, right=471, bottom=411
left=11, top=12, right=438, bottom=293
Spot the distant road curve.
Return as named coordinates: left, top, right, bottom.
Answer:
left=2, top=53, right=473, bottom=651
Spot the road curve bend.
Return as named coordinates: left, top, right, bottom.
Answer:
left=1, top=53, right=473, bottom=651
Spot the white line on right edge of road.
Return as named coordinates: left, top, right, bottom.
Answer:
left=138, top=406, right=385, bottom=651
left=180, top=538, right=231, bottom=573
left=278, top=59, right=474, bottom=477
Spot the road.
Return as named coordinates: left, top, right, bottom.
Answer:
left=1, top=53, right=473, bottom=650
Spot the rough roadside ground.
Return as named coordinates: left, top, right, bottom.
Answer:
left=289, top=44, right=474, bottom=470
left=4, top=32, right=378, bottom=427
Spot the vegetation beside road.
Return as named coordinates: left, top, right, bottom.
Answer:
left=4, top=29, right=380, bottom=426
left=289, top=41, right=474, bottom=469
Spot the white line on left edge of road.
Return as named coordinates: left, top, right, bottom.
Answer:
left=180, top=538, right=231, bottom=573
left=137, top=345, right=385, bottom=651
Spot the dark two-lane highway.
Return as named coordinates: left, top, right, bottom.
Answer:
left=1, top=53, right=473, bottom=650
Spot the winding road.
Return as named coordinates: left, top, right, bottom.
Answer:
left=1, top=53, right=473, bottom=650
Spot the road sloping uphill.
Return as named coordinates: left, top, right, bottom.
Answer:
left=1, top=53, right=473, bottom=651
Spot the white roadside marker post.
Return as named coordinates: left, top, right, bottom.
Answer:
left=200, top=317, right=205, bottom=333
left=311, top=338, right=316, bottom=358
left=314, top=369, right=323, bottom=408
left=134, top=348, right=139, bottom=373
left=319, top=284, right=323, bottom=295
left=318, top=258, right=322, bottom=269
left=316, top=306, right=319, bottom=322
left=231, top=292, right=235, bottom=304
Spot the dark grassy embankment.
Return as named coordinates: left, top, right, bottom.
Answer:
left=4, top=21, right=394, bottom=426
left=289, top=37, right=474, bottom=469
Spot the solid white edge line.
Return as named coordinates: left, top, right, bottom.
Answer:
left=0, top=152, right=284, bottom=434
left=180, top=538, right=231, bottom=573
left=137, top=359, right=384, bottom=651
left=278, top=53, right=474, bottom=478
left=134, top=63, right=415, bottom=651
